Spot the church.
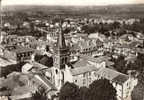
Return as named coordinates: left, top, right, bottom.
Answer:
left=22, top=24, right=138, bottom=100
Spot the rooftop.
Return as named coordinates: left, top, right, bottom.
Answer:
left=5, top=45, right=34, bottom=54
left=11, top=46, right=34, bottom=54
left=70, top=65, right=98, bottom=76
left=80, top=55, right=113, bottom=66
left=112, top=74, right=129, bottom=84
left=29, top=61, right=48, bottom=70
left=0, top=57, right=17, bottom=67
left=96, top=68, right=129, bottom=84
left=34, top=74, right=57, bottom=90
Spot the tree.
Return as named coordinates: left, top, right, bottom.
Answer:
left=32, top=87, right=48, bottom=100
left=132, top=83, right=144, bottom=100
left=34, top=54, right=44, bottom=62
left=126, top=53, right=144, bottom=73
left=88, top=79, right=117, bottom=100
left=79, top=87, right=89, bottom=100
left=132, top=70, right=144, bottom=100
left=59, top=82, right=80, bottom=100
left=112, top=21, right=121, bottom=29
left=113, top=55, right=127, bottom=74
left=0, top=62, right=26, bottom=78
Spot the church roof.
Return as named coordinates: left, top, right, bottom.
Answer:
left=71, top=56, right=129, bottom=84
left=34, top=74, right=57, bottom=90
left=70, top=65, right=98, bottom=76
left=72, top=58, right=91, bottom=68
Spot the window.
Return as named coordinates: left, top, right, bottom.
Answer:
left=83, top=79, right=86, bottom=85
left=27, top=52, right=30, bottom=56
left=89, top=78, right=91, bottom=83
left=61, top=58, right=65, bottom=64
left=83, top=73, right=86, bottom=77
left=65, top=58, right=67, bottom=63
left=127, top=83, right=129, bottom=86
left=55, top=69, right=58, bottom=74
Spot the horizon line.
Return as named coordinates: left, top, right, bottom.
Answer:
left=2, top=3, right=144, bottom=7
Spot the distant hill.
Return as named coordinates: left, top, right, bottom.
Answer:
left=2, top=4, right=144, bottom=18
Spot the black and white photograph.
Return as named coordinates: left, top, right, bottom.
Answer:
left=0, top=0, right=144, bottom=100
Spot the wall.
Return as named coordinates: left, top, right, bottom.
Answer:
left=4, top=50, right=17, bottom=61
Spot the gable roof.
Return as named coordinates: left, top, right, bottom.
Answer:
left=7, top=46, right=34, bottom=54
left=34, top=74, right=57, bottom=90
left=39, top=56, right=53, bottom=67
left=70, top=65, right=98, bottom=76
left=72, top=58, right=90, bottom=68
left=112, top=74, right=129, bottom=85
left=29, top=61, right=48, bottom=70
left=96, top=68, right=129, bottom=84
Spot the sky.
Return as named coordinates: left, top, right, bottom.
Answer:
left=1, top=0, right=144, bottom=6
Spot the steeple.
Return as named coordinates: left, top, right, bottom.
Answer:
left=56, top=24, right=66, bottom=49
left=54, top=21, right=70, bottom=69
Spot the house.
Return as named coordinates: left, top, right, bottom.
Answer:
left=29, top=40, right=51, bottom=54
left=70, top=37, right=103, bottom=56
left=3, top=45, right=34, bottom=63
left=96, top=68, right=137, bottom=100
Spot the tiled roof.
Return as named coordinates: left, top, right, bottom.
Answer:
left=30, top=40, right=50, bottom=46
left=70, top=44, right=81, bottom=51
left=112, top=74, right=129, bottom=84
left=22, top=63, right=33, bottom=71
left=70, top=65, right=98, bottom=76
left=80, top=55, right=112, bottom=64
left=136, top=48, right=144, bottom=54
left=72, top=59, right=90, bottom=68
left=34, top=74, right=57, bottom=90
left=73, top=34, right=88, bottom=38
left=9, top=46, right=34, bottom=54
left=0, top=57, right=17, bottom=67
left=27, top=61, right=53, bottom=75
left=30, top=61, right=48, bottom=70
left=39, top=56, right=53, bottom=67
left=96, top=68, right=129, bottom=84
left=73, top=55, right=114, bottom=68
left=120, top=34, right=133, bottom=39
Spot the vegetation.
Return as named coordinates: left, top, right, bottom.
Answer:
left=111, top=53, right=144, bottom=100
left=88, top=79, right=117, bottom=100
left=32, top=87, right=48, bottom=100
left=132, top=70, right=144, bottom=100
left=59, top=79, right=117, bottom=100
left=112, top=55, right=127, bottom=74
left=0, top=62, right=26, bottom=78
left=59, top=82, right=80, bottom=100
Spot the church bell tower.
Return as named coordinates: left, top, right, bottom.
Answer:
left=54, top=22, right=70, bottom=69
